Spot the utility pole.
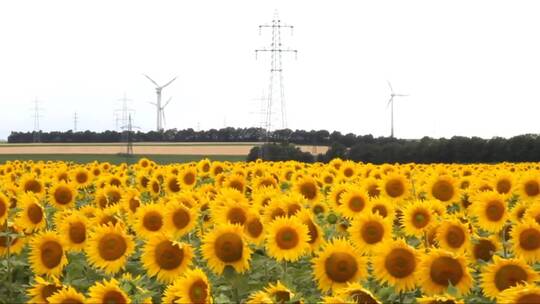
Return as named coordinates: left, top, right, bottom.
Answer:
left=255, top=10, right=297, bottom=138
left=32, top=98, right=43, bottom=143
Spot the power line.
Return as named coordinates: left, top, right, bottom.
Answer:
left=115, top=92, right=135, bottom=131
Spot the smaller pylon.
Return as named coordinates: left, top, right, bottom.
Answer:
left=73, top=112, right=78, bottom=132
left=32, top=98, right=43, bottom=143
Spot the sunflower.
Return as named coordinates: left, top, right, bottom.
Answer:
left=88, top=278, right=131, bottom=304
left=263, top=199, right=289, bottom=224
left=141, top=234, right=193, bottom=283
left=164, top=174, right=182, bottom=195
left=426, top=175, right=458, bottom=204
left=329, top=183, right=349, bottom=208
left=134, top=203, right=166, bottom=239
left=381, top=173, right=409, bottom=201
left=400, top=200, right=434, bottom=237
left=27, top=276, right=63, bottom=304
left=265, top=216, right=310, bottom=262
left=493, top=172, right=515, bottom=197
left=294, top=176, right=320, bottom=203
left=416, top=294, right=463, bottom=304
left=164, top=200, right=198, bottom=238
left=29, top=231, right=67, bottom=276
left=86, top=223, right=135, bottom=274
left=252, top=174, right=279, bottom=190
left=71, top=167, right=92, bottom=188
left=512, top=200, right=529, bottom=223
left=15, top=193, right=46, bottom=232
left=0, top=223, right=26, bottom=256
left=92, top=205, right=124, bottom=227
left=518, top=174, right=540, bottom=201
left=335, top=282, right=381, bottom=304
left=18, top=174, right=45, bottom=198
left=246, top=291, right=273, bottom=304
left=469, top=236, right=499, bottom=263
left=372, top=239, right=419, bottom=292
left=511, top=220, right=540, bottom=263
left=481, top=256, right=538, bottom=299
left=436, top=217, right=470, bottom=254
left=162, top=279, right=184, bottom=304
left=47, top=181, right=77, bottom=209
left=243, top=212, right=265, bottom=245
left=295, top=209, right=324, bottom=251
left=363, top=178, right=382, bottom=199
left=212, top=198, right=250, bottom=226
left=418, top=249, right=473, bottom=295
left=367, top=198, right=395, bottom=221
left=312, top=238, right=367, bottom=292
left=0, top=192, right=9, bottom=225
left=524, top=202, right=540, bottom=225
left=348, top=213, right=392, bottom=254
left=46, top=286, right=86, bottom=304
left=471, top=191, right=509, bottom=233
left=175, top=268, right=212, bottom=304
left=57, top=211, right=88, bottom=252
left=263, top=281, right=298, bottom=304
left=201, top=223, right=252, bottom=274
left=338, top=188, right=369, bottom=219
left=497, top=283, right=540, bottom=304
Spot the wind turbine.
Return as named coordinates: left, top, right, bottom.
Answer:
left=144, top=74, right=177, bottom=132
left=386, top=81, right=408, bottom=138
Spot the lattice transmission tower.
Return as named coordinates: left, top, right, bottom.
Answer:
left=255, top=10, right=297, bottom=141
left=32, top=98, right=43, bottom=143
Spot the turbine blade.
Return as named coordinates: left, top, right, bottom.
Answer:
left=386, top=97, right=393, bottom=108
left=143, top=74, right=159, bottom=87
left=163, top=97, right=172, bottom=108
left=161, top=76, right=177, bottom=89
left=387, top=80, right=394, bottom=94
left=162, top=111, right=167, bottom=127
left=396, top=94, right=409, bottom=97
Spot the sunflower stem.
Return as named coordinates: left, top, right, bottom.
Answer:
left=5, top=226, right=12, bottom=301
left=501, top=225, right=508, bottom=258
left=399, top=290, right=404, bottom=304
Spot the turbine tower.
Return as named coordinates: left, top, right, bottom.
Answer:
left=144, top=74, right=177, bottom=132
left=386, top=81, right=408, bottom=138
left=255, top=10, right=297, bottom=137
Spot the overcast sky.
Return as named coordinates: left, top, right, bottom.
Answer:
left=1, top=0, right=540, bottom=140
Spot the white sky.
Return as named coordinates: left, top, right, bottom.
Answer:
left=1, top=0, right=540, bottom=140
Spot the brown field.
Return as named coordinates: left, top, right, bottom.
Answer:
left=0, top=143, right=328, bottom=155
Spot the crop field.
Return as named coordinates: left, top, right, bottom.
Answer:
left=1, top=158, right=540, bottom=303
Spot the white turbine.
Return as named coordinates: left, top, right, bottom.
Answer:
left=144, top=74, right=177, bottom=132
left=386, top=81, right=408, bottom=138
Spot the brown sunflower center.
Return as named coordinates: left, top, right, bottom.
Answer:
left=76, top=172, right=88, bottom=184
left=143, top=211, right=163, bottom=232
left=496, top=179, right=512, bottom=194
left=189, top=279, right=208, bottom=304
left=445, top=225, right=466, bottom=248
left=306, top=220, right=319, bottom=244
left=494, top=264, right=528, bottom=291
left=228, top=180, right=244, bottom=193
left=172, top=208, right=191, bottom=230
left=516, top=293, right=540, bottom=304
left=60, top=298, right=84, bottom=304
left=324, top=252, right=358, bottom=283
left=519, top=228, right=540, bottom=251
left=227, top=207, right=247, bottom=225
left=343, top=168, right=354, bottom=177
left=214, top=232, right=243, bottom=263
left=102, top=290, right=127, bottom=304
left=98, top=233, right=127, bottom=261
left=348, top=196, right=365, bottom=212
left=0, top=199, right=6, bottom=217
left=246, top=218, right=263, bottom=238
left=25, top=179, right=42, bottom=193
left=429, top=256, right=463, bottom=286
left=151, top=182, right=160, bottom=194
left=385, top=179, right=405, bottom=198
left=275, top=227, right=300, bottom=249
left=473, top=239, right=496, bottom=262
left=28, top=203, right=44, bottom=224
left=524, top=180, right=540, bottom=197
left=367, top=184, right=380, bottom=198
left=300, top=182, right=317, bottom=200
left=183, top=172, right=196, bottom=185
left=168, top=178, right=180, bottom=192
left=431, top=180, right=454, bottom=202
left=155, top=241, right=184, bottom=270
left=372, top=205, right=388, bottom=218
left=129, top=198, right=140, bottom=213
left=313, top=205, right=324, bottom=214
left=287, top=204, right=301, bottom=216
left=54, top=186, right=73, bottom=205
left=69, top=222, right=86, bottom=244
left=486, top=200, right=505, bottom=221
left=350, top=291, right=379, bottom=304
left=384, top=248, right=416, bottom=278
left=412, top=210, right=430, bottom=229
left=41, top=240, right=63, bottom=269
left=270, top=208, right=287, bottom=221
left=100, top=215, right=118, bottom=226
left=107, top=190, right=121, bottom=205
left=361, top=221, right=384, bottom=244
left=41, top=284, right=62, bottom=302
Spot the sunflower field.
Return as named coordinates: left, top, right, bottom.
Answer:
left=1, top=158, right=540, bottom=303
